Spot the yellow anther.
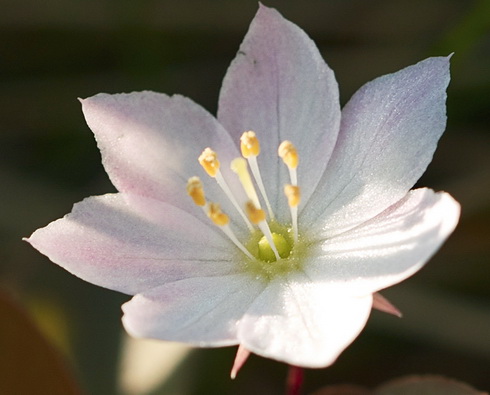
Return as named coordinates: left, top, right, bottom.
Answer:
left=207, top=203, right=229, bottom=226
left=186, top=177, right=206, bottom=206
left=245, top=201, right=266, bottom=224
left=240, top=131, right=260, bottom=158
left=278, top=140, right=299, bottom=169
left=198, top=148, right=220, bottom=177
left=284, top=184, right=301, bottom=207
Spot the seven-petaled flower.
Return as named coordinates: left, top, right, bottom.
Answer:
left=27, top=5, right=460, bottom=370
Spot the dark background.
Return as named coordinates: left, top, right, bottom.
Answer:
left=1, top=0, right=489, bottom=394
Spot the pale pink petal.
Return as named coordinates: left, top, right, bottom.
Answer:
left=302, top=57, right=450, bottom=235
left=81, top=92, right=241, bottom=215
left=238, top=273, right=373, bottom=367
left=303, top=188, right=460, bottom=296
left=26, top=193, right=240, bottom=295
left=218, top=5, right=341, bottom=220
left=122, top=274, right=265, bottom=345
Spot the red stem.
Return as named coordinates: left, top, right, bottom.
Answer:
left=286, top=365, right=304, bottom=395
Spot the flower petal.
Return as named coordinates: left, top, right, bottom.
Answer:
left=238, top=273, right=372, bottom=367
left=304, top=188, right=460, bottom=296
left=81, top=92, right=241, bottom=214
left=218, top=5, right=341, bottom=219
left=26, top=193, right=239, bottom=295
left=302, top=57, right=451, bottom=235
left=122, top=274, right=266, bottom=346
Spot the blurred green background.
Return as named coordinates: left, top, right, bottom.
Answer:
left=1, top=0, right=489, bottom=394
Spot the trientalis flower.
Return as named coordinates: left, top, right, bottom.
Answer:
left=26, top=5, right=460, bottom=370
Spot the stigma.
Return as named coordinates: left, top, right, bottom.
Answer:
left=187, top=131, right=303, bottom=277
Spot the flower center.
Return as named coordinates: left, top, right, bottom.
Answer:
left=259, top=232, right=290, bottom=262
left=188, top=131, right=304, bottom=280
left=245, top=222, right=308, bottom=280
left=259, top=233, right=291, bottom=262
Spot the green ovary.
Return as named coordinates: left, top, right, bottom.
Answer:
left=244, top=222, right=309, bottom=281
left=258, top=232, right=291, bottom=262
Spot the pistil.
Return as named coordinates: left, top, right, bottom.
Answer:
left=231, top=155, right=281, bottom=261
left=231, top=157, right=261, bottom=209
left=246, top=201, right=281, bottom=261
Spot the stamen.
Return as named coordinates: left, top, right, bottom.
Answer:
left=186, top=177, right=206, bottom=206
left=231, top=158, right=261, bottom=209
left=198, top=148, right=220, bottom=177
left=284, top=185, right=301, bottom=208
left=208, top=203, right=254, bottom=259
left=245, top=201, right=266, bottom=225
left=278, top=141, right=298, bottom=169
left=278, top=140, right=298, bottom=186
left=284, top=185, right=301, bottom=242
left=246, top=201, right=281, bottom=261
left=240, top=131, right=275, bottom=219
left=198, top=148, right=253, bottom=231
left=240, top=131, right=260, bottom=158
left=279, top=142, right=300, bottom=242
left=208, top=202, right=230, bottom=226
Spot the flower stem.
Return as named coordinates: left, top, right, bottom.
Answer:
left=286, top=365, right=304, bottom=395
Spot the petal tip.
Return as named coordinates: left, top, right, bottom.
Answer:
left=22, top=235, right=37, bottom=249
left=437, top=191, right=461, bottom=232
left=230, top=345, right=251, bottom=379
left=23, top=227, right=44, bottom=248
left=373, top=293, right=403, bottom=318
left=255, top=2, right=283, bottom=22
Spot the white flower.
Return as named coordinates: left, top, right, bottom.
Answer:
left=26, top=5, right=460, bottom=369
